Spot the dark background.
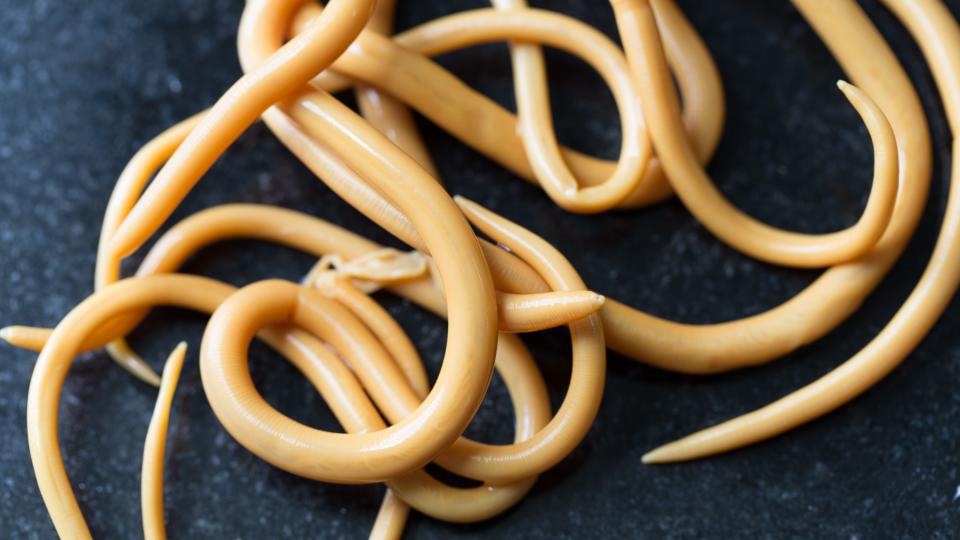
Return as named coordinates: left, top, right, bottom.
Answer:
left=1, top=0, right=958, bottom=538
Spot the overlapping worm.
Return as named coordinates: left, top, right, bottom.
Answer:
left=4, top=0, right=960, bottom=538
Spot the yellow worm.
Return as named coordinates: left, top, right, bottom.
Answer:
left=62, top=0, right=717, bottom=384
left=22, top=273, right=547, bottom=536
left=20, top=195, right=601, bottom=535
left=641, top=0, right=960, bottom=463
left=351, top=0, right=439, bottom=181
left=108, top=0, right=377, bottom=259
left=6, top=0, right=960, bottom=537
left=268, top=0, right=929, bottom=376
left=58, top=0, right=896, bottom=385
left=3, top=205, right=603, bottom=354
left=141, top=343, right=187, bottom=540
left=617, top=0, right=898, bottom=268
left=294, top=0, right=725, bottom=209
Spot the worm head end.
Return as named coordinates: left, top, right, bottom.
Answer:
left=641, top=447, right=671, bottom=464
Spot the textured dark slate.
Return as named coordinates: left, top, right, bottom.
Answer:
left=1, top=0, right=959, bottom=538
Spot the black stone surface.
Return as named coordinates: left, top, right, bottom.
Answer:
left=1, top=0, right=959, bottom=538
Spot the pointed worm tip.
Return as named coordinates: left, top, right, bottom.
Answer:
left=140, top=369, right=163, bottom=388
left=108, top=222, right=139, bottom=260
left=108, top=239, right=128, bottom=260
left=835, top=80, right=863, bottom=102
left=453, top=194, right=484, bottom=211
left=452, top=195, right=473, bottom=211
left=166, top=342, right=189, bottom=366
left=453, top=196, right=488, bottom=225
left=835, top=80, right=867, bottom=107
left=157, top=342, right=189, bottom=383
left=641, top=447, right=672, bottom=464
left=572, top=292, right=605, bottom=318
left=127, top=360, right=162, bottom=387
left=0, top=326, right=36, bottom=350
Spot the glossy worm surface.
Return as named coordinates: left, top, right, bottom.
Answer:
left=4, top=0, right=960, bottom=537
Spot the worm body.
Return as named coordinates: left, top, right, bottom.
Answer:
left=4, top=0, right=960, bottom=537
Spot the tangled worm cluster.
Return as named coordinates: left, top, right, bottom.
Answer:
left=4, top=0, right=960, bottom=538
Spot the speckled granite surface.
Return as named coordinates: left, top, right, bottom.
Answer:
left=1, top=0, right=959, bottom=538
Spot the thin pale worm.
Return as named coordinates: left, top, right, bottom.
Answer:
left=642, top=0, right=960, bottom=463
left=615, top=0, right=899, bottom=268
left=141, top=343, right=187, bottom=540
